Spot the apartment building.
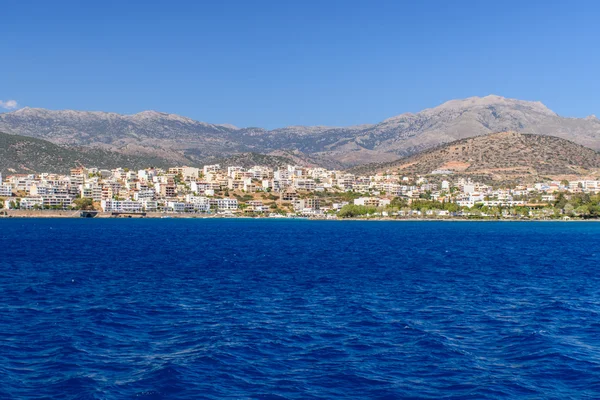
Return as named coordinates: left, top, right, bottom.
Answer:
left=101, top=199, right=143, bottom=213
left=209, top=198, right=238, bottom=210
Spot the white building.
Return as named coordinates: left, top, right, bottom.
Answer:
left=169, top=166, right=200, bottom=179
left=133, top=189, right=156, bottom=201
left=81, top=183, right=103, bottom=202
left=354, top=197, right=390, bottom=208
left=249, top=166, right=273, bottom=180
left=202, top=164, right=221, bottom=175
left=210, top=198, right=238, bottom=210
left=165, top=202, right=196, bottom=213
left=0, top=184, right=12, bottom=197
left=294, top=179, right=316, bottom=191
left=141, top=200, right=158, bottom=212
left=185, top=195, right=211, bottom=212
left=41, top=195, right=74, bottom=210
left=101, top=199, right=143, bottom=213
left=20, top=197, right=44, bottom=209
left=227, top=166, right=245, bottom=178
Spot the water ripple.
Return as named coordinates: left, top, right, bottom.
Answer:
left=1, top=219, right=599, bottom=399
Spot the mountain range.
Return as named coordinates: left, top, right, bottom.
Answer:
left=0, top=95, right=599, bottom=169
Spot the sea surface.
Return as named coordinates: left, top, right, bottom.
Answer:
left=1, top=219, right=600, bottom=399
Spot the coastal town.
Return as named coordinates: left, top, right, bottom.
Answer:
left=0, top=164, right=599, bottom=219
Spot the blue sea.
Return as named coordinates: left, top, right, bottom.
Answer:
left=1, top=219, right=600, bottom=399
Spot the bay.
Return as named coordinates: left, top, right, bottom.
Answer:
left=1, top=219, right=599, bottom=399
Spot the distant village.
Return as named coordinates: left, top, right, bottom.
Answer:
left=0, top=164, right=599, bottom=219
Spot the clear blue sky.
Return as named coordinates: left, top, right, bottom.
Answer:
left=1, top=0, right=599, bottom=128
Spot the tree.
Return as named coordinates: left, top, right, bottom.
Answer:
left=514, top=206, right=530, bottom=217
left=563, top=203, right=575, bottom=216
left=553, top=193, right=568, bottom=209
left=469, top=208, right=482, bottom=217
left=174, top=172, right=184, bottom=185
left=570, top=193, right=591, bottom=207
left=419, top=190, right=432, bottom=200
left=337, top=204, right=375, bottom=218
left=411, top=200, right=444, bottom=212
left=575, top=205, right=590, bottom=218
left=443, top=202, right=460, bottom=213
left=489, top=206, right=501, bottom=218
left=73, top=197, right=94, bottom=210
left=390, top=197, right=408, bottom=209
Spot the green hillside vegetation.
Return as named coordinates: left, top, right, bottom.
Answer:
left=0, top=131, right=172, bottom=174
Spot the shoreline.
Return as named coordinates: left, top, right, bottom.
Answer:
left=0, top=210, right=597, bottom=222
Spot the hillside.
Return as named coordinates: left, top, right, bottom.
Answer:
left=1, top=95, right=599, bottom=167
left=353, top=132, right=600, bottom=179
left=201, top=152, right=307, bottom=169
left=0, top=131, right=173, bottom=175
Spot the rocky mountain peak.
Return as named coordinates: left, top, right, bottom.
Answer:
left=0, top=96, right=598, bottom=168
left=427, top=95, right=556, bottom=116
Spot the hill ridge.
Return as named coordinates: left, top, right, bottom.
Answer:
left=351, top=131, right=600, bottom=179
left=0, top=131, right=174, bottom=175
